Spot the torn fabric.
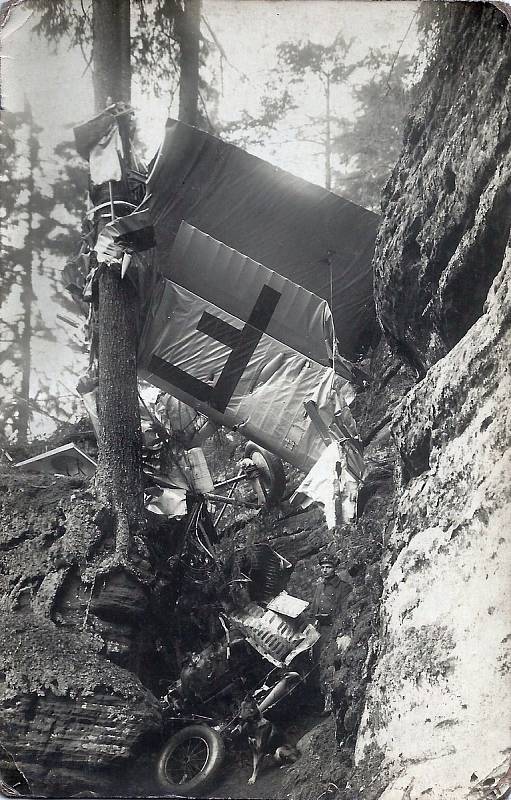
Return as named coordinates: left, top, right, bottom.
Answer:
left=291, top=441, right=361, bottom=527
left=81, top=389, right=100, bottom=439
left=74, top=111, right=116, bottom=160
left=94, top=209, right=155, bottom=264
left=74, top=112, right=123, bottom=185
left=89, top=124, right=123, bottom=185
left=146, top=487, right=187, bottom=518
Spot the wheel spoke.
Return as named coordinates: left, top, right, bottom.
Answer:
left=187, top=742, right=206, bottom=759
left=166, top=736, right=210, bottom=784
left=188, top=754, right=206, bottom=770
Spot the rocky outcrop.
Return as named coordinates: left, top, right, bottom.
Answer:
left=0, top=614, right=161, bottom=795
left=350, top=5, right=511, bottom=798
left=354, top=232, right=511, bottom=800
left=375, top=3, right=511, bottom=377
left=269, top=342, right=414, bottom=800
left=0, top=473, right=172, bottom=795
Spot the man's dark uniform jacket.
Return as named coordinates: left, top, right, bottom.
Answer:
left=310, top=572, right=352, bottom=625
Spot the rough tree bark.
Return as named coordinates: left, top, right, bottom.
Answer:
left=16, top=104, right=37, bottom=447
left=177, top=0, right=201, bottom=125
left=92, top=0, right=144, bottom=561
left=92, top=0, right=131, bottom=108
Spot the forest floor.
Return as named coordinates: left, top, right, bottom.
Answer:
left=209, top=710, right=326, bottom=800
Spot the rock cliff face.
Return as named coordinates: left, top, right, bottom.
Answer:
left=0, top=614, right=162, bottom=795
left=355, top=235, right=511, bottom=800
left=353, top=4, right=511, bottom=798
left=375, top=3, right=511, bottom=377
left=278, top=9, right=510, bottom=799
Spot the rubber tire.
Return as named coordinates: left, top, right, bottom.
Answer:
left=157, top=724, right=225, bottom=797
left=244, top=442, right=286, bottom=506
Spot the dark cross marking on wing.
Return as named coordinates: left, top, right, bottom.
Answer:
left=149, top=285, right=281, bottom=414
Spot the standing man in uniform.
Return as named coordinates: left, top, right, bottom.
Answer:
left=310, top=553, right=352, bottom=712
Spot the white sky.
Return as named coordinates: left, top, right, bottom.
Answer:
left=3, top=1, right=419, bottom=180
left=1, top=0, right=419, bottom=439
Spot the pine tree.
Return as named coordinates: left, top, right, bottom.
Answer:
left=176, top=0, right=201, bottom=125
left=26, top=0, right=201, bottom=560
left=219, top=33, right=356, bottom=191
left=1, top=101, right=91, bottom=450
left=274, top=35, right=356, bottom=191
left=89, top=0, right=143, bottom=563
left=30, top=0, right=203, bottom=126
left=0, top=105, right=72, bottom=446
left=333, top=49, right=413, bottom=210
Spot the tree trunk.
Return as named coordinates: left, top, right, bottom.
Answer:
left=177, top=0, right=201, bottom=125
left=92, top=0, right=131, bottom=108
left=92, top=0, right=144, bottom=560
left=95, top=266, right=143, bottom=559
left=324, top=73, right=332, bottom=191
left=17, top=104, right=37, bottom=447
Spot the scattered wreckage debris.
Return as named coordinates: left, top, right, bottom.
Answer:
left=1, top=439, right=385, bottom=798
left=469, top=759, right=511, bottom=800
left=58, top=105, right=375, bottom=530
left=149, top=479, right=389, bottom=799
left=14, top=374, right=366, bottom=531
left=156, top=521, right=321, bottom=796
left=134, top=221, right=357, bottom=475
left=158, top=660, right=303, bottom=795
left=14, top=443, right=97, bottom=478
left=2, top=105, right=382, bottom=797
left=229, top=601, right=319, bottom=668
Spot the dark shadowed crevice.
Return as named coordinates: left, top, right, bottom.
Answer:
left=400, top=427, right=431, bottom=482
left=425, top=220, right=466, bottom=288
left=441, top=180, right=511, bottom=350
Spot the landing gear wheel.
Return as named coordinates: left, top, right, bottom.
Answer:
left=157, top=724, right=225, bottom=797
left=244, top=442, right=286, bottom=506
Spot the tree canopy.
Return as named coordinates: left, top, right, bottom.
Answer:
left=334, top=49, right=413, bottom=210
left=219, top=34, right=415, bottom=209
left=0, top=106, right=87, bottom=446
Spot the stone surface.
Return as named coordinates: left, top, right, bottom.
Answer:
left=0, top=613, right=162, bottom=795
left=275, top=339, right=410, bottom=800
left=375, top=4, right=511, bottom=376
left=0, top=473, right=169, bottom=795
left=354, top=240, right=511, bottom=798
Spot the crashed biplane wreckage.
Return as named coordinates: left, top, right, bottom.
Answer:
left=62, top=113, right=379, bottom=525
left=155, top=526, right=322, bottom=795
